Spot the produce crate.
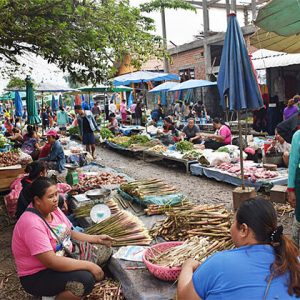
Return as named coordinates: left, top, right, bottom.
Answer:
left=0, top=165, right=25, bottom=192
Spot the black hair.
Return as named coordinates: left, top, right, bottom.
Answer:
left=213, top=117, right=221, bottom=124
left=237, top=198, right=300, bottom=296
left=25, top=161, right=47, bottom=180
left=164, top=117, right=172, bottom=124
left=59, top=105, right=64, bottom=111
left=109, top=113, right=116, bottom=118
left=29, top=177, right=55, bottom=203
left=74, top=105, right=82, bottom=110
left=27, top=125, right=33, bottom=133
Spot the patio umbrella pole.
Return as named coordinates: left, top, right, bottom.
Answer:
left=238, top=111, right=245, bottom=190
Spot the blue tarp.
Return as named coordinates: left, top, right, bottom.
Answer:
left=169, top=79, right=217, bottom=92
left=149, top=82, right=179, bottom=93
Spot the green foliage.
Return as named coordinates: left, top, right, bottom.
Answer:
left=68, top=126, right=79, bottom=136
left=6, top=76, right=26, bottom=90
left=175, top=140, right=194, bottom=153
left=0, top=0, right=164, bottom=83
left=140, top=0, right=196, bottom=12
left=100, top=128, right=114, bottom=139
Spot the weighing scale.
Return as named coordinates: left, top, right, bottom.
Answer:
left=65, top=164, right=79, bottom=186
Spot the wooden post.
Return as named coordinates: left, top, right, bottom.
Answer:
left=251, top=0, right=257, bottom=20
left=203, top=0, right=212, bottom=80
left=238, top=111, right=245, bottom=189
left=161, top=7, right=169, bottom=73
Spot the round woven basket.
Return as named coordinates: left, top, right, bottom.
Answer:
left=143, top=242, right=184, bottom=281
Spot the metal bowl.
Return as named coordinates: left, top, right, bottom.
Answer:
left=85, top=188, right=111, bottom=200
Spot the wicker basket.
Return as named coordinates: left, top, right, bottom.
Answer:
left=264, top=153, right=283, bottom=166
left=143, top=242, right=183, bottom=281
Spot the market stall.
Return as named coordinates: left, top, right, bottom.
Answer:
left=190, top=161, right=288, bottom=190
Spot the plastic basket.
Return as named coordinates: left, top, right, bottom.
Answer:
left=143, top=242, right=183, bottom=281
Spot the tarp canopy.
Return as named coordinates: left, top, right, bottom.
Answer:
left=113, top=71, right=180, bottom=86
left=251, top=0, right=300, bottom=53
left=168, top=79, right=217, bottom=92
left=14, top=91, right=23, bottom=117
left=36, top=83, right=73, bottom=93
left=251, top=49, right=300, bottom=70
left=148, top=82, right=179, bottom=93
left=112, top=86, right=133, bottom=92
left=218, top=14, right=263, bottom=111
left=78, top=85, right=111, bottom=93
left=254, top=0, right=300, bottom=37
left=250, top=29, right=300, bottom=53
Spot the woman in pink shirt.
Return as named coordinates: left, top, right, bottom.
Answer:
left=12, top=177, right=114, bottom=300
left=204, top=118, right=232, bottom=150
left=119, top=99, right=127, bottom=124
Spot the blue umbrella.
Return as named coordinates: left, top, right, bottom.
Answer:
left=128, top=91, right=134, bottom=108
left=113, top=71, right=180, bottom=86
left=14, top=91, right=23, bottom=117
left=168, top=79, right=217, bottom=92
left=217, top=13, right=263, bottom=189
left=218, top=14, right=263, bottom=111
left=148, top=81, right=179, bottom=93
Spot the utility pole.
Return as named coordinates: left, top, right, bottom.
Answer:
left=161, top=7, right=169, bottom=73
left=231, top=0, right=237, bottom=13
left=251, top=0, right=257, bottom=21
left=203, top=0, right=211, bottom=80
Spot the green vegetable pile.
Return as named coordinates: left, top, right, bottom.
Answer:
left=182, top=150, right=203, bottom=160
left=217, top=146, right=230, bottom=153
left=100, top=128, right=114, bottom=139
left=175, top=141, right=194, bottom=153
left=0, top=135, right=8, bottom=148
left=120, top=135, right=150, bottom=148
left=68, top=126, right=80, bottom=135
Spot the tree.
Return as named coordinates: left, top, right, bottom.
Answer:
left=0, top=0, right=164, bottom=84
left=6, top=76, right=26, bottom=90
left=140, top=0, right=196, bottom=72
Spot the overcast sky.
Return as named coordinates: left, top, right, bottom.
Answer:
left=132, top=0, right=251, bottom=46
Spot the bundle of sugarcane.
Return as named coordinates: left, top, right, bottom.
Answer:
left=144, top=199, right=192, bottom=216
left=74, top=199, right=120, bottom=218
left=149, top=237, right=234, bottom=268
left=151, top=204, right=232, bottom=241
left=120, top=179, right=178, bottom=199
left=85, top=210, right=152, bottom=247
left=84, top=279, right=123, bottom=300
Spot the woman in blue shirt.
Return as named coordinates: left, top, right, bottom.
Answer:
left=177, top=198, right=300, bottom=300
left=40, top=130, right=66, bottom=173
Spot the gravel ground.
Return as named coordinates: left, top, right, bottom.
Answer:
left=96, top=145, right=234, bottom=207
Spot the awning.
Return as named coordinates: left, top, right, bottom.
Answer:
left=250, top=29, right=300, bottom=53
left=251, top=49, right=300, bottom=70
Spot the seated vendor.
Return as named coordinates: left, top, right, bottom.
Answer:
left=181, top=118, right=201, bottom=144
left=107, top=113, right=119, bottom=134
left=10, top=127, right=24, bottom=148
left=39, top=129, right=66, bottom=173
left=177, top=198, right=300, bottom=300
left=12, top=177, right=114, bottom=300
left=203, top=118, right=232, bottom=150
left=267, top=130, right=291, bottom=167
left=158, top=117, right=176, bottom=135
left=16, top=161, right=47, bottom=219
left=21, top=129, right=41, bottom=160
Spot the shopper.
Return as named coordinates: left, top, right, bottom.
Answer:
left=57, top=106, right=69, bottom=134
left=177, top=198, right=300, bottom=300
left=288, top=129, right=300, bottom=247
left=12, top=177, right=114, bottom=300
left=135, top=102, right=143, bottom=125
left=74, top=105, right=99, bottom=159
left=284, top=98, right=299, bottom=121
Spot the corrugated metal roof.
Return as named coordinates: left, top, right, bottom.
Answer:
left=251, top=49, right=300, bottom=70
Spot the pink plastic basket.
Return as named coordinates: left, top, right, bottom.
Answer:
left=143, top=241, right=184, bottom=281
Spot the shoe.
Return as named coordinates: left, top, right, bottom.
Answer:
left=42, top=297, right=56, bottom=300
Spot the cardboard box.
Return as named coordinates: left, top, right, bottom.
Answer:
left=232, top=187, right=256, bottom=210
left=270, top=185, right=287, bottom=204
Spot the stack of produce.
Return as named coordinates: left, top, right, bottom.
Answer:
left=109, top=135, right=150, bottom=148
left=120, top=179, right=179, bottom=199
left=0, top=150, right=20, bottom=167
left=175, top=141, right=194, bottom=153
left=182, top=150, right=203, bottom=161
left=144, top=199, right=192, bottom=216
left=147, top=144, right=167, bottom=154
left=68, top=126, right=80, bottom=136
left=100, top=128, right=114, bottom=139
left=84, top=279, right=123, bottom=300
left=151, top=204, right=232, bottom=241
left=274, top=203, right=294, bottom=217
left=127, top=139, right=161, bottom=151
left=149, top=237, right=233, bottom=268
left=70, top=172, right=126, bottom=194
left=0, top=134, right=8, bottom=148
left=74, top=198, right=120, bottom=218
left=85, top=210, right=152, bottom=247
